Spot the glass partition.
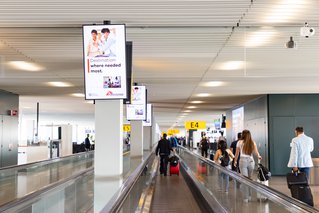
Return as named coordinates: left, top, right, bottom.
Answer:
left=178, top=146, right=318, bottom=213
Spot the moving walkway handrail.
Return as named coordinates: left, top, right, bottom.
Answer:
left=101, top=149, right=155, bottom=213
left=0, top=150, right=94, bottom=172
left=178, top=145, right=318, bottom=213
left=0, top=167, right=94, bottom=212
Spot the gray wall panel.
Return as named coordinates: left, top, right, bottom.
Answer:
left=268, top=95, right=295, bottom=116
left=269, top=94, right=319, bottom=175
left=270, top=117, right=294, bottom=175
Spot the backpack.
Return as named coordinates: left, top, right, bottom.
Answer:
left=169, top=155, right=179, bottom=167
left=220, top=151, right=230, bottom=167
left=257, top=163, right=271, bottom=181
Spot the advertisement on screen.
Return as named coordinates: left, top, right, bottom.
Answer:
left=83, top=24, right=127, bottom=100
left=143, top=104, right=152, bottom=126
left=126, top=104, right=146, bottom=120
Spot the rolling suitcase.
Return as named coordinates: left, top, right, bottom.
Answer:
left=169, top=155, right=180, bottom=176
left=286, top=172, right=314, bottom=206
left=170, top=163, right=180, bottom=176
left=197, top=162, right=207, bottom=175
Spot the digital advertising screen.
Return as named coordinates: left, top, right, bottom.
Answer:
left=143, top=104, right=152, bottom=126
left=232, top=106, right=244, bottom=140
left=83, top=24, right=127, bottom=100
left=126, top=104, right=146, bottom=121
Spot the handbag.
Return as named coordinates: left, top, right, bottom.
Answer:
left=286, top=171, right=308, bottom=189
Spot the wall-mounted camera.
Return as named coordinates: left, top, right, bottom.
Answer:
left=300, top=22, right=315, bottom=38
left=285, top=36, right=296, bottom=49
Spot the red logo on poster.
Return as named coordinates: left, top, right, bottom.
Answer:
left=106, top=91, right=113, bottom=96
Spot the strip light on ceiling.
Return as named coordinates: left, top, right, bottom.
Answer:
left=245, top=30, right=276, bottom=47
left=220, top=61, right=244, bottom=70
left=47, top=81, right=73, bottom=87
left=8, top=61, right=44, bottom=72
left=264, top=0, right=305, bottom=23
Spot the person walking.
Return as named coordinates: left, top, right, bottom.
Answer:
left=230, top=132, right=242, bottom=172
left=234, top=130, right=262, bottom=203
left=214, top=140, right=234, bottom=193
left=156, top=133, right=174, bottom=176
left=200, top=134, right=209, bottom=158
left=287, top=126, right=314, bottom=180
left=85, top=134, right=91, bottom=151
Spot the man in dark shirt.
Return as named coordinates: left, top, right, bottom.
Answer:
left=156, top=133, right=173, bottom=176
left=230, top=132, right=242, bottom=172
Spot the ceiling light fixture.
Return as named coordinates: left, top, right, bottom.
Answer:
left=72, top=93, right=85, bottom=97
left=220, top=61, right=244, bottom=70
left=245, top=30, right=276, bottom=47
left=186, top=106, right=197, bottom=109
left=190, top=100, right=204, bottom=104
left=183, top=110, right=192, bottom=113
left=264, top=0, right=304, bottom=23
left=196, top=93, right=211, bottom=97
left=8, top=61, right=44, bottom=72
left=202, top=81, right=224, bottom=87
left=47, top=81, right=73, bottom=87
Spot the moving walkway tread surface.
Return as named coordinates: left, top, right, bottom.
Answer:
left=150, top=172, right=202, bottom=213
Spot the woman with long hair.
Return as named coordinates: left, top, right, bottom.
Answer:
left=214, top=140, right=234, bottom=193
left=234, top=130, right=262, bottom=202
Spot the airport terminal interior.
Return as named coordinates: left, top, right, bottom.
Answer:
left=0, top=0, right=319, bottom=212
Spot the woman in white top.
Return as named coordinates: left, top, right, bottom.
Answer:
left=234, top=129, right=262, bottom=202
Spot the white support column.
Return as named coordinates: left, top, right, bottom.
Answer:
left=143, top=127, right=152, bottom=151
left=130, top=120, right=143, bottom=157
left=94, top=100, right=123, bottom=177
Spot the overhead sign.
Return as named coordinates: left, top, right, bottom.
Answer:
left=167, top=129, right=180, bottom=135
left=83, top=24, right=127, bottom=100
left=185, top=121, right=206, bottom=130
left=123, top=124, right=131, bottom=132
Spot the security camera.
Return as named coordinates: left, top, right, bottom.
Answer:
left=285, top=36, right=296, bottom=49
left=300, top=22, right=315, bottom=38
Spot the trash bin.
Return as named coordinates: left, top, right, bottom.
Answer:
left=310, top=158, right=319, bottom=185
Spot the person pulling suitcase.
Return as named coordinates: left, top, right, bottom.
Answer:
left=156, top=133, right=174, bottom=176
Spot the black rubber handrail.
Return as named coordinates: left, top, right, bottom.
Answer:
left=0, top=150, right=94, bottom=172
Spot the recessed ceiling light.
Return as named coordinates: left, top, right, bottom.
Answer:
left=183, top=110, right=192, bottom=113
left=190, top=101, right=204, bottom=104
left=84, top=100, right=94, bottom=104
left=245, top=30, right=276, bottom=47
left=8, top=61, right=44, bottom=71
left=202, top=81, right=224, bottom=87
left=196, top=93, right=211, bottom=97
left=264, top=0, right=304, bottom=23
left=72, top=93, right=85, bottom=97
left=47, top=81, right=73, bottom=87
left=219, top=61, right=244, bottom=70
left=187, top=106, right=197, bottom=109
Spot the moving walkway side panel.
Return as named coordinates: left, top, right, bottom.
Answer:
left=177, top=146, right=318, bottom=213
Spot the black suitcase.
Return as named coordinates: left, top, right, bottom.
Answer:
left=290, top=185, right=314, bottom=206
left=286, top=172, right=314, bottom=206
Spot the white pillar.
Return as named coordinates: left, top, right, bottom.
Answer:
left=130, top=120, right=143, bottom=157
left=143, top=127, right=152, bottom=151
left=94, top=100, right=123, bottom=177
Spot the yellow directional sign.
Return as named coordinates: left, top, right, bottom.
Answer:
left=123, top=124, right=131, bottom=132
left=185, top=121, right=206, bottom=130
left=167, top=129, right=180, bottom=135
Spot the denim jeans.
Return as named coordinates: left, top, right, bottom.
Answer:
left=299, top=167, right=310, bottom=181
left=239, top=157, right=255, bottom=199
left=218, top=170, right=229, bottom=192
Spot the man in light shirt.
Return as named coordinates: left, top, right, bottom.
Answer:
left=287, top=126, right=314, bottom=179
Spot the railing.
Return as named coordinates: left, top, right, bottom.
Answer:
left=101, top=149, right=157, bottom=213
left=178, top=145, right=318, bottom=213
